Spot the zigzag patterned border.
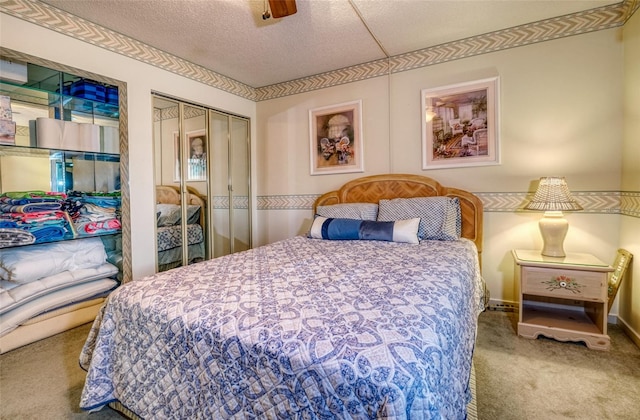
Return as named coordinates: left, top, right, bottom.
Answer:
left=621, top=191, right=640, bottom=217
left=258, top=194, right=318, bottom=210
left=256, top=191, right=639, bottom=218
left=2, top=0, right=637, bottom=101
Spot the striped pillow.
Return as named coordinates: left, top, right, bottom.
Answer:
left=309, top=216, right=419, bottom=244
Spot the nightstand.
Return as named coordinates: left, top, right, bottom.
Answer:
left=512, top=249, right=613, bottom=350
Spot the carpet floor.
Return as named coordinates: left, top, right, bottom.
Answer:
left=1, top=310, right=638, bottom=419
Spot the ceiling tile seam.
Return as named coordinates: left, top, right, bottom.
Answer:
left=348, top=0, right=390, bottom=58
left=0, top=0, right=630, bottom=103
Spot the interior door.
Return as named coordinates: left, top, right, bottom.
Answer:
left=208, top=110, right=230, bottom=258
left=230, top=116, right=251, bottom=253
left=152, top=95, right=208, bottom=271
left=153, top=94, right=250, bottom=270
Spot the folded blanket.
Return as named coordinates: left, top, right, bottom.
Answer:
left=0, top=229, right=36, bottom=248
left=81, top=196, right=121, bottom=208
left=75, top=219, right=121, bottom=235
left=0, top=262, right=118, bottom=315
left=0, top=202, right=62, bottom=213
left=0, top=237, right=108, bottom=283
left=0, top=191, right=66, bottom=200
left=29, top=225, right=70, bottom=243
left=0, top=197, right=62, bottom=206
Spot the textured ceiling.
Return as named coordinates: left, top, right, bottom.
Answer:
left=39, top=0, right=620, bottom=88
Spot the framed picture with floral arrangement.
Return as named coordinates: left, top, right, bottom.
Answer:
left=309, top=100, right=363, bottom=175
left=421, top=77, right=500, bottom=169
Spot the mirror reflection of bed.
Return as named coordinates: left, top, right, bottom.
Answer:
left=155, top=185, right=206, bottom=271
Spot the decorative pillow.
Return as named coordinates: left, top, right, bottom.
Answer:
left=308, top=216, right=419, bottom=244
left=316, top=203, right=378, bottom=221
left=377, top=196, right=461, bottom=241
left=156, top=204, right=201, bottom=227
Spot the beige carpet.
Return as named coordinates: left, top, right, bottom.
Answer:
left=1, top=310, right=639, bottom=419
left=474, top=310, right=640, bottom=419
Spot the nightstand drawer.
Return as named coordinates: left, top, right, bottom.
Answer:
left=521, top=266, right=606, bottom=302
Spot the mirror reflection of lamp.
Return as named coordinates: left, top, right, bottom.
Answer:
left=425, top=107, right=437, bottom=122
left=524, top=177, right=583, bottom=257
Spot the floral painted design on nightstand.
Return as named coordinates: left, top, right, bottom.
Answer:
left=543, top=275, right=585, bottom=294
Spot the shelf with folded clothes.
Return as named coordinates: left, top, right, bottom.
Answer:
left=0, top=190, right=121, bottom=249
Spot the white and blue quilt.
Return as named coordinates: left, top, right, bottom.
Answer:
left=80, top=235, right=484, bottom=419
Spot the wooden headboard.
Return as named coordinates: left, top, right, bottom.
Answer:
left=156, top=185, right=206, bottom=227
left=313, top=174, right=483, bottom=256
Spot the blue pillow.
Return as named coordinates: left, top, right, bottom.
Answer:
left=309, top=216, right=419, bottom=244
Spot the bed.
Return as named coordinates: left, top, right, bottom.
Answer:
left=80, top=174, right=485, bottom=419
left=155, top=185, right=207, bottom=271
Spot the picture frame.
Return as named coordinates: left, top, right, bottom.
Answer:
left=186, top=129, right=206, bottom=181
left=309, top=100, right=363, bottom=175
left=421, top=77, right=500, bottom=169
left=174, top=129, right=207, bottom=181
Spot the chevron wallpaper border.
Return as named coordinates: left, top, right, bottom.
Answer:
left=1, top=0, right=636, bottom=101
left=255, top=190, right=638, bottom=217
left=258, top=194, right=318, bottom=210
left=621, top=191, right=640, bottom=217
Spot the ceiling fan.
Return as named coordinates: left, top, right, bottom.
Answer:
left=263, top=0, right=297, bottom=20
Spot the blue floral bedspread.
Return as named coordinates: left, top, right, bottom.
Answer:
left=80, top=235, right=484, bottom=419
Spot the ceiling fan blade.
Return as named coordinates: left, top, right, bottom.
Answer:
left=268, top=0, right=297, bottom=18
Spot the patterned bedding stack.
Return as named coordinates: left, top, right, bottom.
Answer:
left=0, top=190, right=122, bottom=248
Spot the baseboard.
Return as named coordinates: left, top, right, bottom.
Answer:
left=617, top=316, right=640, bottom=349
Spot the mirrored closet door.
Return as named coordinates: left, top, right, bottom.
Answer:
left=152, top=94, right=251, bottom=271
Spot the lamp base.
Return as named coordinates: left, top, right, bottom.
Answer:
left=539, top=211, right=568, bottom=257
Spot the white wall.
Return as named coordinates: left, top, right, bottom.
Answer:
left=256, top=28, right=624, bottom=307
left=0, top=14, right=257, bottom=280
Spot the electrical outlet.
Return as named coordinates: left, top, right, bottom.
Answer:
left=488, top=302, right=517, bottom=312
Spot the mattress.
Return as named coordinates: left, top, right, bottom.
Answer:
left=80, top=235, right=484, bottom=419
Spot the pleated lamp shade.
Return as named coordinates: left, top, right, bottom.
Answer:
left=524, top=177, right=583, bottom=212
left=525, top=177, right=582, bottom=257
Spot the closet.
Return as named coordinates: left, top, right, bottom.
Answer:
left=0, top=48, right=129, bottom=353
left=152, top=94, right=251, bottom=272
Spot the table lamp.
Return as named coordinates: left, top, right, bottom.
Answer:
left=524, top=177, right=583, bottom=257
